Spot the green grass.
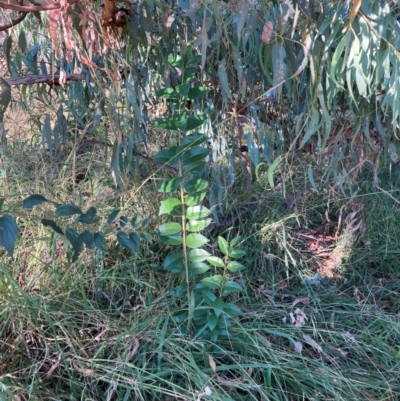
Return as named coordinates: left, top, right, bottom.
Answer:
left=1, top=138, right=400, bottom=401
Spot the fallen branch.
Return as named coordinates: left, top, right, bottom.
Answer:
left=0, top=12, right=27, bottom=31
left=4, top=73, right=84, bottom=86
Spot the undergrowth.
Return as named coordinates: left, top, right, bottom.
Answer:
left=0, top=135, right=399, bottom=401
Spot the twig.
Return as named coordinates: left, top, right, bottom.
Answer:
left=0, top=12, right=27, bottom=31
left=4, top=73, right=84, bottom=86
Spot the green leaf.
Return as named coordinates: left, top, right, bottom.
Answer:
left=55, top=204, right=82, bottom=217
left=307, top=166, right=317, bottom=191
left=157, top=177, right=183, bottom=193
left=218, top=236, right=229, bottom=255
left=187, top=87, right=208, bottom=100
left=155, top=88, right=179, bottom=99
left=201, top=274, right=223, bottom=289
left=158, top=222, right=182, bottom=236
left=0, top=214, right=18, bottom=256
left=186, top=115, right=207, bottom=131
left=41, top=219, right=64, bottom=235
left=212, top=298, right=224, bottom=316
left=182, top=147, right=210, bottom=164
left=175, top=83, right=190, bottom=98
left=207, top=313, right=218, bottom=331
left=22, top=194, right=49, bottom=208
left=130, top=214, right=139, bottom=228
left=230, top=236, right=242, bottom=248
left=173, top=112, right=188, bottom=131
left=202, top=290, right=217, bottom=305
left=186, top=55, right=202, bottom=67
left=18, top=30, right=27, bottom=53
left=154, top=117, right=177, bottom=130
left=94, top=232, right=105, bottom=252
left=128, top=232, right=141, bottom=251
left=81, top=230, right=94, bottom=249
left=119, top=215, right=128, bottom=228
left=117, top=231, right=137, bottom=255
left=86, top=206, right=97, bottom=217
left=66, top=227, right=83, bottom=262
left=188, top=248, right=211, bottom=262
left=222, top=281, right=243, bottom=296
left=107, top=209, right=120, bottom=224
left=267, top=156, right=282, bottom=188
left=223, top=302, right=242, bottom=317
left=186, top=218, right=212, bottom=232
left=159, top=198, right=181, bottom=215
left=185, top=192, right=207, bottom=206
left=189, top=261, right=210, bottom=274
left=186, top=205, right=210, bottom=219
left=230, top=249, right=246, bottom=258
left=227, top=261, right=246, bottom=272
left=186, top=233, right=209, bottom=248
left=168, top=53, right=183, bottom=68
left=207, top=256, right=225, bottom=267
left=182, top=66, right=197, bottom=82
left=159, top=233, right=183, bottom=245
left=3, top=36, right=12, bottom=73
left=182, top=133, right=207, bottom=147
left=164, top=252, right=184, bottom=273
left=182, top=161, right=206, bottom=174
left=184, top=178, right=209, bottom=194
left=154, top=146, right=182, bottom=165
left=75, top=212, right=95, bottom=224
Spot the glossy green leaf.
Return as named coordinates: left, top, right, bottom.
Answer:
left=168, top=53, right=183, bottom=68
left=188, top=248, right=211, bottom=262
left=201, top=274, right=223, bottom=289
left=128, top=232, right=141, bottom=251
left=184, top=178, right=209, bottom=194
left=81, top=230, right=94, bottom=249
left=186, top=218, right=212, bottom=232
left=227, top=261, right=246, bottom=272
left=202, top=290, right=217, bottom=305
left=155, top=88, right=179, bottom=99
left=117, top=231, right=137, bottom=255
left=189, top=261, right=210, bottom=274
left=182, top=147, right=209, bottom=164
left=0, top=214, right=18, bottom=256
left=66, top=227, right=83, bottom=262
left=41, top=219, right=64, bottom=235
left=218, top=236, right=229, bottom=255
left=212, top=298, right=224, bottom=316
left=185, top=192, right=207, bottom=206
left=230, top=249, right=246, bottom=258
left=154, top=117, right=177, bottom=130
left=182, top=161, right=206, bottom=174
left=223, top=302, right=242, bottom=317
left=158, top=222, right=182, bottom=236
left=207, top=313, right=218, bottom=331
left=175, top=83, right=190, bottom=98
left=159, top=233, right=183, bottom=245
left=55, top=204, right=83, bottom=217
left=159, top=198, right=181, bottom=215
left=222, top=281, right=243, bottom=296
left=94, top=232, right=105, bottom=252
left=107, top=209, right=120, bottom=224
left=154, top=146, right=182, bottom=165
left=186, top=233, right=209, bottom=248
left=182, top=133, right=207, bottom=147
left=22, top=194, right=49, bottom=208
left=186, top=205, right=210, bottom=219
left=207, top=256, right=225, bottom=267
left=157, top=177, right=183, bottom=193
left=173, top=112, right=188, bottom=131
left=164, top=252, right=184, bottom=273
left=187, top=87, right=208, bottom=100
left=186, top=115, right=207, bottom=131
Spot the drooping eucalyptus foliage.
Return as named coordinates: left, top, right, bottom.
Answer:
left=0, top=0, right=399, bottom=253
